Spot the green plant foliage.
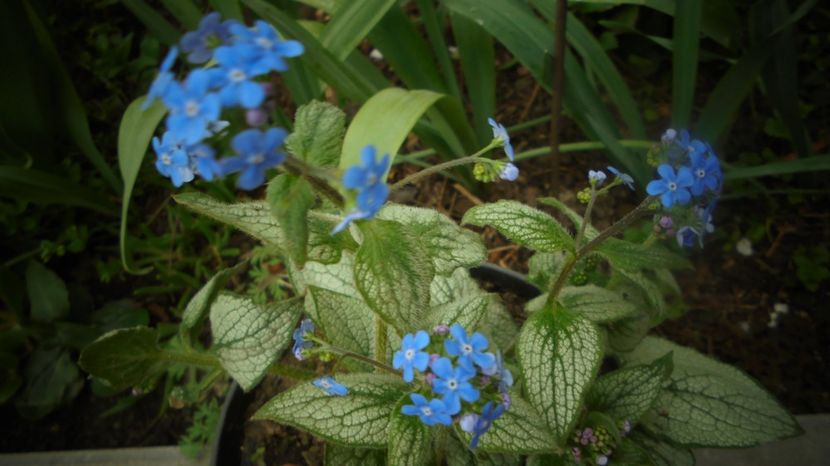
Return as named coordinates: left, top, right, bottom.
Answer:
left=79, top=326, right=168, bottom=390
left=286, top=100, right=346, bottom=168
left=267, top=174, right=315, bottom=266
left=557, top=285, right=637, bottom=323
left=587, top=354, right=672, bottom=422
left=388, top=396, right=433, bottom=466
left=463, top=201, right=575, bottom=253
left=25, top=261, right=70, bottom=323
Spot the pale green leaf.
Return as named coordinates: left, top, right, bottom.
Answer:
left=25, top=261, right=69, bottom=322
left=517, top=305, right=603, bottom=442
left=538, top=197, right=598, bottom=240
left=325, top=444, right=385, bottom=466
left=480, top=299, right=519, bottom=352
left=118, top=97, right=167, bottom=273
left=210, top=294, right=302, bottom=391
left=378, top=204, right=486, bottom=275
left=597, top=238, right=691, bottom=271
left=253, top=373, right=408, bottom=447
left=621, top=336, right=801, bottom=447
left=629, top=432, right=694, bottom=466
left=615, top=269, right=667, bottom=321
left=430, top=267, right=481, bottom=306
left=558, top=285, right=638, bottom=323
left=181, top=264, right=243, bottom=333
left=612, top=438, right=657, bottom=466
left=426, top=292, right=492, bottom=332
left=354, top=220, right=434, bottom=333
left=267, top=174, right=314, bottom=266
left=174, top=193, right=282, bottom=245
left=308, top=215, right=357, bottom=264
left=388, top=397, right=432, bottom=466
left=463, top=201, right=574, bottom=253
left=460, top=396, right=558, bottom=454
left=286, top=100, right=346, bottom=167
left=528, top=251, right=567, bottom=290
left=306, top=286, right=374, bottom=358
left=78, top=327, right=167, bottom=390
left=607, top=312, right=652, bottom=353
left=303, top=253, right=359, bottom=298
left=588, top=354, right=672, bottom=422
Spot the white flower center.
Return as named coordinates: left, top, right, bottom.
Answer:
left=229, top=68, right=247, bottom=82
left=421, top=407, right=432, bottom=417
left=696, top=169, right=706, bottom=178
left=319, top=380, right=331, bottom=389
left=161, top=153, right=172, bottom=165
left=447, top=379, right=458, bottom=390
left=185, top=100, right=200, bottom=117
left=247, top=153, right=265, bottom=165
left=462, top=344, right=473, bottom=354
left=256, top=37, right=273, bottom=49
left=667, top=182, right=677, bottom=192
left=404, top=349, right=415, bottom=360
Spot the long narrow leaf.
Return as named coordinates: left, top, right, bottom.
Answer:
left=121, top=0, right=180, bottom=45
left=0, top=166, right=115, bottom=214
left=725, top=155, right=830, bottom=181
left=160, top=0, right=202, bottom=30
left=671, top=0, right=701, bottom=128
left=451, top=12, right=496, bottom=145
left=209, top=0, right=244, bottom=21
left=320, top=0, right=397, bottom=61
left=416, top=0, right=462, bottom=101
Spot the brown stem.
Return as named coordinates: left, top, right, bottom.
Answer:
left=549, top=0, right=568, bottom=190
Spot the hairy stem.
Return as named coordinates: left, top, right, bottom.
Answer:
left=283, top=156, right=344, bottom=207
left=390, top=142, right=499, bottom=192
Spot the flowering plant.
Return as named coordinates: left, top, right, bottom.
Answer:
left=80, top=12, right=799, bottom=466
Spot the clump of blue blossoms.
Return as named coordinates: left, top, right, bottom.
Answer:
left=395, top=323, right=513, bottom=448
left=145, top=13, right=303, bottom=190
left=647, top=129, right=722, bottom=248
left=472, top=118, right=519, bottom=182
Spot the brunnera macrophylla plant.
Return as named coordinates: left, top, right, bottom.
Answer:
left=80, top=12, right=800, bottom=466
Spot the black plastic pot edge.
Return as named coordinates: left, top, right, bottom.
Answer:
left=208, top=263, right=539, bottom=466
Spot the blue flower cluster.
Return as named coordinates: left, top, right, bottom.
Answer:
left=488, top=118, right=519, bottom=181
left=292, top=318, right=315, bottom=361
left=395, top=324, right=512, bottom=448
left=145, top=13, right=303, bottom=190
left=313, top=376, right=348, bottom=396
left=332, top=145, right=391, bottom=234
left=647, top=129, right=722, bottom=248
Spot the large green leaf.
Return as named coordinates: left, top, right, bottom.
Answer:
left=460, top=396, right=558, bottom=454
left=629, top=432, right=694, bottom=466
left=621, top=336, right=801, bottom=447
left=320, top=0, right=397, bottom=61
left=118, top=97, right=167, bottom=273
left=557, top=285, right=637, bottom=323
left=175, top=193, right=282, bottom=244
left=78, top=327, right=168, bottom=390
left=340, top=88, right=443, bottom=172
left=517, top=305, right=603, bottom=442
left=354, top=220, right=434, bottom=333
left=587, top=354, right=672, bottom=422
left=377, top=203, right=486, bottom=275
left=25, top=261, right=69, bottom=323
left=267, top=174, right=314, bottom=266
left=253, top=373, right=407, bottom=447
left=387, top=397, right=432, bottom=466
left=286, top=100, right=346, bottom=167
left=210, top=294, right=302, bottom=391
left=426, top=292, right=492, bottom=333
left=306, top=286, right=374, bottom=358
left=597, top=238, right=691, bottom=271
left=325, top=444, right=385, bottom=466
left=16, top=348, right=82, bottom=419
left=429, top=267, right=482, bottom=306
left=463, top=201, right=575, bottom=253
left=671, top=0, right=701, bottom=128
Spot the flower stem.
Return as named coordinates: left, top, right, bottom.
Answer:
left=389, top=143, right=499, bottom=192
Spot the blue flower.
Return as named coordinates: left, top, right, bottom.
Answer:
left=688, top=150, right=721, bottom=196
left=607, top=166, right=634, bottom=190
left=186, top=143, right=223, bottom=181
left=162, top=69, right=222, bottom=145
left=401, top=393, right=452, bottom=426
left=144, top=47, right=178, bottom=109
left=153, top=132, right=194, bottom=187
left=444, top=324, right=495, bottom=371
left=646, top=164, right=694, bottom=208
left=430, top=357, right=479, bottom=414
left=313, top=376, right=348, bottom=396
left=499, top=163, right=519, bottom=181
left=180, top=12, right=235, bottom=64
left=488, top=117, right=514, bottom=161
left=676, top=226, right=701, bottom=248
left=392, top=330, right=430, bottom=383
left=332, top=145, right=390, bottom=234
left=229, top=20, right=304, bottom=75
left=469, top=401, right=505, bottom=448
left=292, top=318, right=315, bottom=360
left=661, top=128, right=677, bottom=145
left=212, top=45, right=266, bottom=108
left=221, top=128, right=288, bottom=190
left=588, top=170, right=606, bottom=186
left=481, top=351, right=513, bottom=393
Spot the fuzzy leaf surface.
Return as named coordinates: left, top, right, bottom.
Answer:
left=267, top=174, right=315, bottom=266
left=587, top=354, right=672, bottom=422
left=598, top=238, right=691, bottom=271
left=210, top=294, right=302, bottom=391
left=558, top=285, right=638, bottom=323
left=629, top=433, right=694, bottom=466
left=459, top=395, right=558, bottom=454
left=325, top=444, right=385, bottom=466
left=463, top=201, right=574, bottom=253
left=387, top=397, right=432, bottom=466
left=622, top=336, right=801, bottom=447
left=254, top=373, right=408, bottom=447
left=181, top=264, right=242, bottom=332
left=517, top=305, right=602, bottom=442
left=78, top=327, right=166, bottom=390
left=286, top=100, right=346, bottom=167
left=306, top=286, right=374, bottom=357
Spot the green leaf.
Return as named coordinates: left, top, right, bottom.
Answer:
left=25, top=261, right=69, bottom=322
left=629, top=432, right=694, bottom=466
left=306, top=286, right=374, bottom=358
left=451, top=12, right=496, bottom=145
left=267, top=174, right=315, bottom=266
left=607, top=312, right=652, bottom=353
left=303, top=253, right=359, bottom=297
left=354, top=220, right=434, bottom=333
left=325, top=444, right=385, bottom=466
left=208, top=0, right=244, bottom=21
left=612, top=438, right=657, bottom=466
left=614, top=269, right=667, bottom=321
left=118, top=97, right=167, bottom=273
left=558, top=285, right=637, bottom=323
left=430, top=267, right=482, bottom=306
left=122, top=0, right=180, bottom=44
left=671, top=0, right=701, bottom=128
left=426, top=292, right=492, bottom=333
left=180, top=265, right=243, bottom=338
left=724, top=154, right=830, bottom=181
left=388, top=397, right=432, bottom=466
left=159, top=0, right=201, bottom=29
left=461, top=396, right=558, bottom=454
left=79, top=327, right=167, bottom=390
left=321, top=0, right=397, bottom=61
left=253, top=373, right=407, bottom=447
left=479, top=298, right=520, bottom=353
left=378, top=203, right=486, bottom=275
left=210, top=294, right=302, bottom=391
left=528, top=251, right=567, bottom=290
left=463, top=201, right=575, bottom=253
left=340, top=88, right=443, bottom=173
left=0, top=166, right=116, bottom=214
left=621, top=336, right=801, bottom=447
left=174, top=193, right=282, bottom=245
left=597, top=238, right=691, bottom=271
left=286, top=100, right=346, bottom=167
left=517, top=305, right=603, bottom=442
left=587, top=354, right=672, bottom=422
left=16, top=348, right=82, bottom=419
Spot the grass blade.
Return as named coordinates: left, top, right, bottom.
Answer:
left=0, top=166, right=116, bottom=214
left=671, top=0, right=701, bottom=129
left=209, top=0, right=244, bottom=21
left=725, top=155, right=830, bottom=181
left=416, top=0, right=462, bottom=100
left=320, top=0, right=398, bottom=61
left=159, top=0, right=202, bottom=30
left=451, top=12, right=496, bottom=145
left=121, top=0, right=180, bottom=45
